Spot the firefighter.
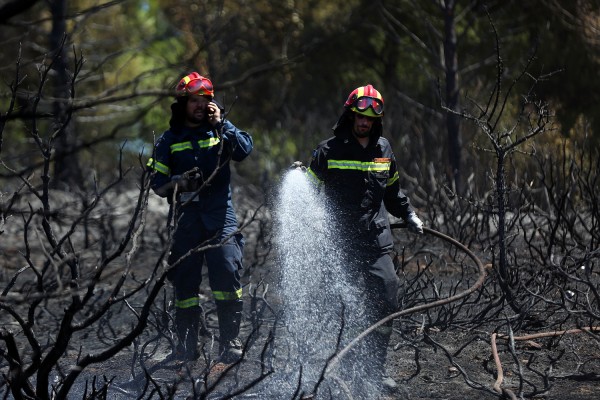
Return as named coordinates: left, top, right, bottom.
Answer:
left=297, top=84, right=423, bottom=393
left=147, top=72, right=253, bottom=362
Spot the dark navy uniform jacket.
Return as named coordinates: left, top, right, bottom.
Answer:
left=147, top=119, right=253, bottom=233
left=306, top=117, right=414, bottom=254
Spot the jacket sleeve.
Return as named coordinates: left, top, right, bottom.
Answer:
left=220, top=120, right=253, bottom=162
left=306, top=147, right=327, bottom=190
left=383, top=156, right=414, bottom=220
left=146, top=133, right=172, bottom=198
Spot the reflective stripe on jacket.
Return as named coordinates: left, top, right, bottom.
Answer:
left=307, top=128, right=413, bottom=252
left=147, top=120, right=253, bottom=230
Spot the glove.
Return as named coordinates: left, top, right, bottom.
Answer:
left=290, top=161, right=307, bottom=172
left=153, top=173, right=195, bottom=197
left=171, top=174, right=191, bottom=191
left=406, top=212, right=424, bottom=234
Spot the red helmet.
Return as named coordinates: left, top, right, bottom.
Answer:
left=175, top=72, right=214, bottom=98
left=344, top=84, right=384, bottom=117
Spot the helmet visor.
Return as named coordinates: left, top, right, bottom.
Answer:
left=176, top=78, right=214, bottom=97
left=355, top=96, right=383, bottom=115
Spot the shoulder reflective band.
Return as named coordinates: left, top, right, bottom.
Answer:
left=328, top=159, right=390, bottom=172
left=147, top=158, right=170, bottom=175
left=170, top=137, right=221, bottom=153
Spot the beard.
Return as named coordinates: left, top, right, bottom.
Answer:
left=353, top=126, right=371, bottom=138
left=186, top=115, right=204, bottom=125
left=186, top=108, right=207, bottom=126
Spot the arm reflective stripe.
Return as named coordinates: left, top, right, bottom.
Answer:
left=175, top=296, right=200, bottom=309
left=213, top=288, right=243, bottom=301
left=170, top=138, right=221, bottom=153
left=328, top=159, right=390, bottom=172
left=147, top=158, right=170, bottom=175
left=387, top=171, right=399, bottom=186
left=306, top=167, right=323, bottom=188
left=199, top=137, right=221, bottom=148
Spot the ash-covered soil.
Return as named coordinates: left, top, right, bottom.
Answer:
left=2, top=179, right=600, bottom=399
left=61, top=219, right=600, bottom=399
left=64, top=281, right=600, bottom=400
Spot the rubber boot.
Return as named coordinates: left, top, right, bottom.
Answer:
left=174, top=307, right=200, bottom=361
left=216, top=300, right=243, bottom=363
left=371, top=325, right=398, bottom=393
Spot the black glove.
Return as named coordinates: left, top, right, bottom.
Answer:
left=171, top=174, right=192, bottom=192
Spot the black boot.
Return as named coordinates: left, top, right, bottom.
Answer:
left=173, top=307, right=200, bottom=361
left=216, top=300, right=243, bottom=363
left=371, top=326, right=398, bottom=393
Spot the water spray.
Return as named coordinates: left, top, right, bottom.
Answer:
left=324, top=224, right=487, bottom=376
left=273, top=169, right=487, bottom=398
left=274, top=169, right=367, bottom=394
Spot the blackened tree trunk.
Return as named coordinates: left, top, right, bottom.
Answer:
left=49, top=0, right=83, bottom=190
left=442, top=0, right=463, bottom=193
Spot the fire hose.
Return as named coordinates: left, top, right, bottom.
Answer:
left=324, top=224, right=487, bottom=376
left=311, top=221, right=600, bottom=399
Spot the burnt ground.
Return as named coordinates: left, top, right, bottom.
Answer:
left=63, top=251, right=600, bottom=400
left=2, top=181, right=600, bottom=399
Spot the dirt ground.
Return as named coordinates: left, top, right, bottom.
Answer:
left=66, top=279, right=600, bottom=400
left=67, top=220, right=600, bottom=399
left=2, top=183, right=600, bottom=399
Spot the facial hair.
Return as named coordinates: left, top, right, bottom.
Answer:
left=186, top=114, right=204, bottom=125
left=353, top=123, right=371, bottom=138
left=186, top=106, right=207, bottom=126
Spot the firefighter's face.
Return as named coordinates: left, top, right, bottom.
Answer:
left=352, top=113, right=375, bottom=138
left=185, top=95, right=211, bottom=126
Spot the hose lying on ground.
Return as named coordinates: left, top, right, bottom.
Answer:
left=324, top=225, right=487, bottom=374
left=322, top=224, right=599, bottom=399
left=491, top=326, right=600, bottom=399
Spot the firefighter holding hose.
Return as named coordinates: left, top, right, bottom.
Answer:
left=147, top=72, right=253, bottom=362
left=293, top=84, right=424, bottom=393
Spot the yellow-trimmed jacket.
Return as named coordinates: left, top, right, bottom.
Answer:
left=307, top=127, right=414, bottom=252
left=146, top=121, right=253, bottom=231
